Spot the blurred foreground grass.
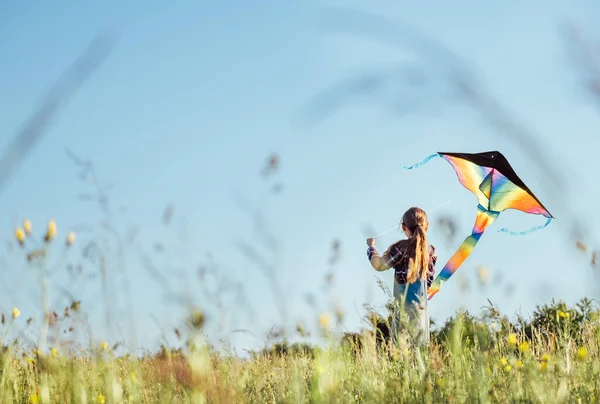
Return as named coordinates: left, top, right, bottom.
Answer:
left=0, top=296, right=599, bottom=403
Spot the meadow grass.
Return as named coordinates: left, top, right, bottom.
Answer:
left=0, top=297, right=598, bottom=403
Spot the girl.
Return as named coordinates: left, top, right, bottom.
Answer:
left=366, top=207, right=437, bottom=347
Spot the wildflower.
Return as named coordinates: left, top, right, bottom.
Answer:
left=436, top=378, right=446, bottom=388
left=519, top=341, right=530, bottom=353
left=540, top=361, right=548, bottom=371
left=296, top=322, right=308, bottom=337
left=504, top=365, right=512, bottom=373
left=29, top=394, right=40, bottom=404
left=541, top=353, right=550, bottom=362
left=66, top=231, right=76, bottom=246
left=130, top=371, right=137, bottom=383
left=516, top=359, right=523, bottom=369
left=97, top=393, right=105, bottom=404
left=44, top=220, right=56, bottom=242
left=12, top=307, right=20, bottom=319
left=500, top=357, right=508, bottom=366
left=23, top=220, right=32, bottom=235
left=478, top=266, right=489, bottom=284
left=319, top=312, right=331, bottom=329
left=15, top=228, right=26, bottom=246
left=577, top=346, right=587, bottom=361
left=27, top=357, right=35, bottom=365
left=507, top=333, right=517, bottom=346
left=51, top=347, right=58, bottom=357
left=101, top=342, right=108, bottom=351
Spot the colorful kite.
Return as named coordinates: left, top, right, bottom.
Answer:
left=401, top=151, right=554, bottom=300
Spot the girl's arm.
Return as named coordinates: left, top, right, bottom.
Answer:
left=367, top=246, right=391, bottom=271
left=366, top=238, right=392, bottom=271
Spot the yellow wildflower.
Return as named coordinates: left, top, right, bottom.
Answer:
left=51, top=347, right=58, bottom=357
left=577, top=346, right=587, bottom=361
left=27, top=357, right=35, bottom=365
left=12, top=307, right=20, bottom=319
left=478, top=266, right=489, bottom=284
left=66, top=231, right=76, bottom=246
left=504, top=365, right=511, bottom=373
left=15, top=227, right=26, bottom=246
left=318, top=312, right=331, bottom=329
left=540, top=361, right=548, bottom=371
left=101, top=342, right=108, bottom=351
left=541, top=353, right=550, bottom=362
left=97, top=393, right=105, bottom=404
left=500, top=357, right=508, bottom=366
left=519, top=341, right=530, bottom=353
left=507, top=333, right=517, bottom=346
left=516, top=359, right=523, bottom=369
left=23, top=220, right=32, bottom=235
left=44, top=220, right=57, bottom=242
left=29, top=394, right=40, bottom=404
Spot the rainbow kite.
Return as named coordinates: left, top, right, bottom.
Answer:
left=401, top=151, right=554, bottom=300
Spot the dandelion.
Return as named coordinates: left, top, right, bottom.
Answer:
left=44, top=220, right=56, bottom=242
left=507, top=333, right=517, bottom=346
left=66, top=231, right=76, bottom=246
left=12, top=307, right=20, bottom=319
left=519, top=341, right=530, bottom=353
left=23, top=220, right=32, bottom=235
left=15, top=228, right=25, bottom=246
left=577, top=346, right=588, bottom=361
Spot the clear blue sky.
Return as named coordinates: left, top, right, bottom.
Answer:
left=2, top=1, right=600, bottom=354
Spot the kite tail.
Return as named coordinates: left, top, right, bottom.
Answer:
left=498, top=216, right=553, bottom=236
left=427, top=205, right=500, bottom=300
left=400, top=153, right=440, bottom=170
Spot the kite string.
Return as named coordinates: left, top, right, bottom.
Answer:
left=371, top=200, right=451, bottom=238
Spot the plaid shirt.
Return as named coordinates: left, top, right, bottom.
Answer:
left=369, top=240, right=437, bottom=287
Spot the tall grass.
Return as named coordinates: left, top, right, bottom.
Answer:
left=0, top=292, right=599, bottom=402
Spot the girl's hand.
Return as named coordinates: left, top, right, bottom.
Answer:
left=366, top=238, right=375, bottom=247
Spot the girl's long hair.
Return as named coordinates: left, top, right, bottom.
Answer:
left=402, top=207, right=429, bottom=283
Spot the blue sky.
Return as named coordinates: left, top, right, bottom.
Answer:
left=2, top=1, right=600, bottom=354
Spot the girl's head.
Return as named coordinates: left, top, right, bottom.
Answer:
left=400, top=207, right=429, bottom=283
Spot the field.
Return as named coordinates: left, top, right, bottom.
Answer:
left=2, top=287, right=599, bottom=402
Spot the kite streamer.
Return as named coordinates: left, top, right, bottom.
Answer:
left=400, top=151, right=554, bottom=299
